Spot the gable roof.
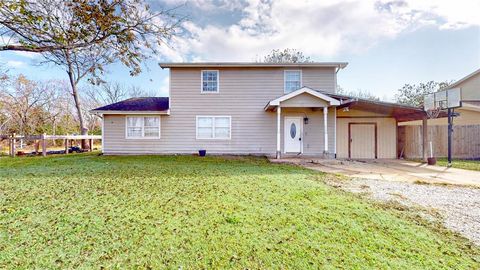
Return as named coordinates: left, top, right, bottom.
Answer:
left=91, top=97, right=169, bottom=114
left=265, top=87, right=341, bottom=110
left=443, top=68, right=480, bottom=90
left=159, top=62, right=348, bottom=69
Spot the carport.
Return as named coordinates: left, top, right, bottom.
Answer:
left=329, top=94, right=437, bottom=161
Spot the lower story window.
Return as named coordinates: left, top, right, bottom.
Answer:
left=126, top=116, right=160, bottom=138
left=196, top=116, right=231, bottom=139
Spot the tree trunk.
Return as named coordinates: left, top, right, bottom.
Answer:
left=66, top=61, right=88, bottom=149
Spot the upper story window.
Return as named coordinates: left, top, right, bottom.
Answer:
left=284, top=70, right=302, bottom=93
left=126, top=116, right=160, bottom=139
left=201, top=70, right=219, bottom=93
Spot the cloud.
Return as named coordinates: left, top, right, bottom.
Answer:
left=161, top=0, right=245, bottom=11
left=6, top=60, right=25, bottom=68
left=401, top=0, right=480, bottom=30
left=159, top=0, right=480, bottom=61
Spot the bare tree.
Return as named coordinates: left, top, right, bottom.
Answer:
left=395, top=81, right=451, bottom=107
left=128, top=85, right=154, bottom=98
left=337, top=85, right=380, bottom=101
left=0, top=0, right=183, bottom=147
left=41, top=81, right=72, bottom=136
left=261, top=48, right=312, bottom=63
left=0, top=75, right=50, bottom=135
left=0, top=65, right=8, bottom=133
left=85, top=81, right=153, bottom=106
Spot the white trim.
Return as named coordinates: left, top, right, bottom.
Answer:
left=160, top=62, right=348, bottom=69
left=266, top=87, right=340, bottom=110
left=168, top=69, right=171, bottom=110
left=92, top=110, right=170, bottom=115
left=200, top=70, right=220, bottom=93
left=284, top=70, right=302, bottom=93
left=195, top=115, right=231, bottom=140
left=283, top=116, right=303, bottom=154
left=333, top=64, right=337, bottom=156
left=323, top=107, right=328, bottom=153
left=101, top=115, right=104, bottom=154
left=276, top=107, right=281, bottom=159
left=333, top=108, right=337, bottom=156
left=125, top=116, right=161, bottom=140
left=462, top=102, right=480, bottom=112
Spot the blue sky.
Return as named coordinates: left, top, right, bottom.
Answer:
left=1, top=0, right=479, bottom=101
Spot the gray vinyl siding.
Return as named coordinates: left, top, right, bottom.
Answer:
left=103, top=67, right=337, bottom=156
left=280, top=93, right=329, bottom=107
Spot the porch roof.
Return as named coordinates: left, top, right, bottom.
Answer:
left=264, top=87, right=340, bottom=111
left=334, top=96, right=431, bottom=122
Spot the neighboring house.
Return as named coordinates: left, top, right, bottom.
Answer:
left=92, top=62, right=427, bottom=159
left=403, top=68, right=480, bottom=126
left=399, top=68, right=480, bottom=159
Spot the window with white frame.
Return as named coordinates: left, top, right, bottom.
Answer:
left=201, top=70, right=219, bottom=93
left=126, top=116, right=160, bottom=138
left=196, top=116, right=231, bottom=139
left=284, top=70, right=302, bottom=93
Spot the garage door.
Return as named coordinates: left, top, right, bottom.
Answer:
left=349, top=123, right=377, bottom=159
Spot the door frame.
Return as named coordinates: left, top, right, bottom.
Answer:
left=284, top=116, right=303, bottom=154
left=348, top=122, right=377, bottom=159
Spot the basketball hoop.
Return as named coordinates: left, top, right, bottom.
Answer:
left=426, top=108, right=440, bottom=119
left=423, top=87, right=462, bottom=166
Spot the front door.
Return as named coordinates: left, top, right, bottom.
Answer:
left=284, top=117, right=302, bottom=153
left=349, top=123, right=376, bottom=159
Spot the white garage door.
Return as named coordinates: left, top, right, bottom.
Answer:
left=350, top=123, right=376, bottom=159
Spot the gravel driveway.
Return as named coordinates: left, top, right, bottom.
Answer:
left=328, top=178, right=480, bottom=245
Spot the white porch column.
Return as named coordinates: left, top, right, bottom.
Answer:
left=276, top=107, right=281, bottom=159
left=323, top=107, right=328, bottom=153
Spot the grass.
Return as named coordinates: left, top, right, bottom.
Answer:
left=436, top=158, right=480, bottom=171
left=0, top=153, right=479, bottom=269
left=408, top=157, right=480, bottom=172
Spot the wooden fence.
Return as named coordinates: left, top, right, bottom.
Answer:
left=399, top=125, right=480, bottom=159
left=0, top=134, right=101, bottom=157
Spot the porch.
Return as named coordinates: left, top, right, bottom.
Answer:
left=265, top=87, right=431, bottom=160
left=264, top=87, right=340, bottom=159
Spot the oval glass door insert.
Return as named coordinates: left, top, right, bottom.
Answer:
left=290, top=123, right=296, bottom=138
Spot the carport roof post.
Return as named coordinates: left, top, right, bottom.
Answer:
left=422, top=116, right=428, bottom=162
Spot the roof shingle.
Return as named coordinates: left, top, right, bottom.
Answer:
left=92, top=97, right=169, bottom=112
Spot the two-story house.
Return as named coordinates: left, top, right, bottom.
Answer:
left=92, top=62, right=427, bottom=159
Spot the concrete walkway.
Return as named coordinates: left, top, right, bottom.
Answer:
left=271, top=158, right=480, bottom=187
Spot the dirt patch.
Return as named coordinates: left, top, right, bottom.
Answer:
left=327, top=177, right=480, bottom=246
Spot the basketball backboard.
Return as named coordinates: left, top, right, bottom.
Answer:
left=447, top=88, right=461, bottom=108
left=435, top=90, right=447, bottom=109
left=424, top=93, right=435, bottom=111
left=423, top=87, right=462, bottom=111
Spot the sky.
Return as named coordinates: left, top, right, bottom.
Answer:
left=1, top=0, right=479, bottom=101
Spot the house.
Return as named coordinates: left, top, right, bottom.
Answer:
left=403, top=68, right=480, bottom=126
left=399, top=68, right=480, bottom=159
left=92, top=62, right=427, bottom=159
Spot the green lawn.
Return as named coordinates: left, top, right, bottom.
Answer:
left=0, top=154, right=478, bottom=269
left=436, top=158, right=480, bottom=171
